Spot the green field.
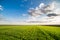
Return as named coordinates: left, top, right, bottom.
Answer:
left=0, top=25, right=60, bottom=40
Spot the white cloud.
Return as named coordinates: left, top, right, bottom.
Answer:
left=26, top=1, right=60, bottom=24
left=0, top=5, right=3, bottom=11
left=39, top=3, right=45, bottom=8
left=0, top=5, right=2, bottom=8
left=22, top=14, right=27, bottom=16
left=28, top=2, right=56, bottom=17
left=44, top=2, right=55, bottom=12
left=54, top=8, right=60, bottom=14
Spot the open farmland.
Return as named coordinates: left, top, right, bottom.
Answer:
left=0, top=25, right=60, bottom=40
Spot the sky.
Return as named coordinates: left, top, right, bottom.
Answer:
left=0, top=0, right=60, bottom=24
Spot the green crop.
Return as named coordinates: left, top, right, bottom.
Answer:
left=0, top=25, right=60, bottom=40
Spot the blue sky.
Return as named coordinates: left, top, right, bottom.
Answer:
left=0, top=0, right=52, bottom=19
left=0, top=0, right=60, bottom=24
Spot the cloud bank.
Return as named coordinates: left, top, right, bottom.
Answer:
left=27, top=1, right=60, bottom=24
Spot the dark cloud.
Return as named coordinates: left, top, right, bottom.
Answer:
left=47, top=13, right=58, bottom=17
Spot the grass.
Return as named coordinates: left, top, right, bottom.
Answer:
left=0, top=25, right=60, bottom=40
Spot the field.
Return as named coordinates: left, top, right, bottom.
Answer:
left=0, top=25, right=60, bottom=40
